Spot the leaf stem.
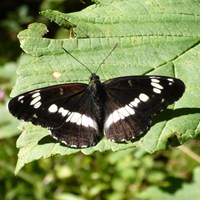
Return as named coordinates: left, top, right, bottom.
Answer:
left=177, top=145, right=200, bottom=164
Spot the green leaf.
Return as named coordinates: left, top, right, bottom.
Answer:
left=11, top=0, right=200, bottom=173
left=41, top=0, right=200, bottom=38
left=137, top=167, right=200, bottom=200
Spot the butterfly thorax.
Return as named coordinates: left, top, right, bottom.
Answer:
left=88, top=73, right=106, bottom=131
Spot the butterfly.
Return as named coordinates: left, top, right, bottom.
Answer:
left=8, top=45, right=185, bottom=148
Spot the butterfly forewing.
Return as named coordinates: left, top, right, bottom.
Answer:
left=8, top=83, right=100, bottom=148
left=103, top=76, right=185, bottom=142
left=8, top=83, right=87, bottom=127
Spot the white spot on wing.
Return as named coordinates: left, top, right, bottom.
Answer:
left=88, top=117, right=97, bottom=130
left=151, top=82, right=163, bottom=90
left=58, top=107, right=68, bottom=117
left=68, top=112, right=81, bottom=123
left=76, top=116, right=82, bottom=125
left=105, top=114, right=114, bottom=128
left=82, top=114, right=89, bottom=127
left=153, top=88, right=161, bottom=94
left=70, top=144, right=78, bottom=148
left=129, top=98, right=140, bottom=108
left=33, top=114, right=38, bottom=118
left=59, top=88, right=64, bottom=95
left=108, top=138, right=114, bottom=142
left=80, top=144, right=88, bottom=148
left=31, top=89, right=40, bottom=93
left=128, top=80, right=133, bottom=87
left=61, top=140, right=68, bottom=145
left=32, top=92, right=40, bottom=98
left=151, top=78, right=160, bottom=83
left=34, top=102, right=42, bottom=109
left=51, top=134, right=58, bottom=140
left=48, top=104, right=58, bottom=113
left=30, top=96, right=41, bottom=105
left=125, top=105, right=135, bottom=115
left=112, top=110, right=121, bottom=123
left=118, top=107, right=129, bottom=117
left=18, top=96, right=24, bottom=101
left=139, top=93, right=149, bottom=102
left=167, top=78, right=174, bottom=82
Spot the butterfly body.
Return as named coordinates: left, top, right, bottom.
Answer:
left=88, top=73, right=106, bottom=132
left=8, top=72, right=185, bottom=148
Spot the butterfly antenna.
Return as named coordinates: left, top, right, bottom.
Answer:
left=95, top=43, right=118, bottom=74
left=62, top=44, right=118, bottom=74
left=62, top=46, right=92, bottom=74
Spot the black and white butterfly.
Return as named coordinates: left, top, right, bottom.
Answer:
left=8, top=46, right=185, bottom=148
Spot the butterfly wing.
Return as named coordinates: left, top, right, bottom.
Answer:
left=8, top=83, right=100, bottom=148
left=103, top=76, right=185, bottom=142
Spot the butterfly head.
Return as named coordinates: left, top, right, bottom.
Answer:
left=89, top=73, right=100, bottom=83
left=89, top=73, right=105, bottom=95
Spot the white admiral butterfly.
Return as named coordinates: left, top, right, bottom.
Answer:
left=8, top=45, right=185, bottom=148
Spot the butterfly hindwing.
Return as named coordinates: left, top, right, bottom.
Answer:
left=103, top=94, right=151, bottom=142
left=8, top=83, right=100, bottom=148
left=49, top=89, right=101, bottom=148
left=103, top=76, right=185, bottom=142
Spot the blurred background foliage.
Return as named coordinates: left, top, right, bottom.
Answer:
left=0, top=0, right=200, bottom=199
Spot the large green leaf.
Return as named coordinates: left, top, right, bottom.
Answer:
left=11, top=0, right=200, bottom=173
